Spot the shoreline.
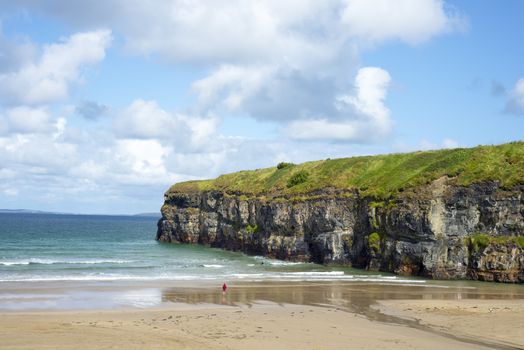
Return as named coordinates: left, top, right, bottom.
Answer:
left=1, top=281, right=524, bottom=349
left=2, top=278, right=523, bottom=312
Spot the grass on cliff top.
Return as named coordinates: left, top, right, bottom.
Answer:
left=169, top=141, right=524, bottom=198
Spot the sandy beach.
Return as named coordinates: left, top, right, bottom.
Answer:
left=377, top=299, right=524, bottom=349
left=1, top=284, right=524, bottom=350
left=0, top=302, right=517, bottom=350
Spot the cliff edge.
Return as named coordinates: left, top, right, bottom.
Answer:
left=157, top=142, right=524, bottom=282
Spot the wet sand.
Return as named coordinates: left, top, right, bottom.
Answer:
left=1, top=281, right=523, bottom=349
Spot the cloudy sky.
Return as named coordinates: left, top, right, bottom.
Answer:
left=0, top=1, right=523, bottom=214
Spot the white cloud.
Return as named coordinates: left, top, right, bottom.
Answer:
left=13, top=1, right=462, bottom=63
left=3, top=188, right=19, bottom=197
left=192, top=64, right=344, bottom=122
left=0, top=133, right=77, bottom=170
left=0, top=29, right=112, bottom=105
left=0, top=27, right=36, bottom=73
left=504, top=78, right=524, bottom=115
left=176, top=1, right=461, bottom=131
left=112, top=139, right=172, bottom=185
left=0, top=98, right=225, bottom=201
left=415, top=138, right=460, bottom=151
left=4, top=1, right=463, bottom=129
left=0, top=97, right=399, bottom=213
left=288, top=119, right=359, bottom=141
left=442, top=138, right=459, bottom=149
left=5, top=106, right=53, bottom=134
left=113, top=99, right=218, bottom=151
left=0, top=116, right=8, bottom=135
left=14, top=1, right=339, bottom=66
left=0, top=168, right=16, bottom=179
left=184, top=115, right=219, bottom=148
left=192, top=65, right=274, bottom=111
left=288, top=67, right=392, bottom=141
left=69, top=160, right=106, bottom=180
left=0, top=1, right=469, bottom=213
left=337, top=67, right=392, bottom=132
left=114, top=99, right=177, bottom=139
left=341, top=0, right=465, bottom=46
left=53, top=117, right=67, bottom=140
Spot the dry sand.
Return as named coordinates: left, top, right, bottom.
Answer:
left=377, top=299, right=524, bottom=349
left=1, top=300, right=520, bottom=350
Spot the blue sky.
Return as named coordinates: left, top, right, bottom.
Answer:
left=0, top=1, right=523, bottom=214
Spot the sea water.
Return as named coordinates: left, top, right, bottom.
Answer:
left=0, top=213, right=419, bottom=284
left=2, top=213, right=523, bottom=310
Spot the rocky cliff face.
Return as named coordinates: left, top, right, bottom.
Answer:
left=157, top=178, right=524, bottom=283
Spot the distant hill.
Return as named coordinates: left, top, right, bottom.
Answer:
left=0, top=209, right=160, bottom=217
left=0, top=209, right=62, bottom=214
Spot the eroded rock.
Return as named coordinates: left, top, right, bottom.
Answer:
left=157, top=180, right=524, bottom=282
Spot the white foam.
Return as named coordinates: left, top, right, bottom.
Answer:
left=230, top=273, right=264, bottom=279
left=202, top=264, right=224, bottom=268
left=0, top=261, right=30, bottom=266
left=0, top=258, right=131, bottom=266
left=280, top=271, right=345, bottom=276
left=267, top=261, right=303, bottom=266
left=252, top=256, right=304, bottom=266
left=0, top=270, right=426, bottom=284
left=0, top=274, right=205, bottom=282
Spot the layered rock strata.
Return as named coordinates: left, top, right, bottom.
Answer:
left=157, top=179, right=524, bottom=282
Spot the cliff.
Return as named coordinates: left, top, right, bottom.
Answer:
left=157, top=142, right=524, bottom=282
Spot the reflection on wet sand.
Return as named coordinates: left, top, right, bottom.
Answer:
left=1, top=280, right=523, bottom=349
left=162, top=281, right=524, bottom=316
left=161, top=280, right=524, bottom=350
left=162, top=282, right=524, bottom=334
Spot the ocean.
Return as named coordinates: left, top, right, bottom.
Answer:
left=4, top=212, right=521, bottom=311
left=0, top=213, right=420, bottom=284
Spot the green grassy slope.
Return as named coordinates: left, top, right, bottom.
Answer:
left=168, top=142, right=524, bottom=198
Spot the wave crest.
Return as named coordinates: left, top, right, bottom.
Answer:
left=0, top=258, right=131, bottom=266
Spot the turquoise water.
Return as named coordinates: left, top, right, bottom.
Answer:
left=0, top=213, right=421, bottom=284
left=2, top=213, right=523, bottom=311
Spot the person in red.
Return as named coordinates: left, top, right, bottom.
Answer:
left=220, top=282, right=228, bottom=304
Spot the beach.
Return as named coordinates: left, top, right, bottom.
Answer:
left=1, top=298, right=523, bottom=350
left=2, top=214, right=523, bottom=349
left=1, top=282, right=524, bottom=350
left=2, top=1, right=524, bottom=348
left=377, top=299, right=524, bottom=349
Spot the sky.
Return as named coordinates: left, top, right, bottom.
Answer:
left=0, top=0, right=523, bottom=214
